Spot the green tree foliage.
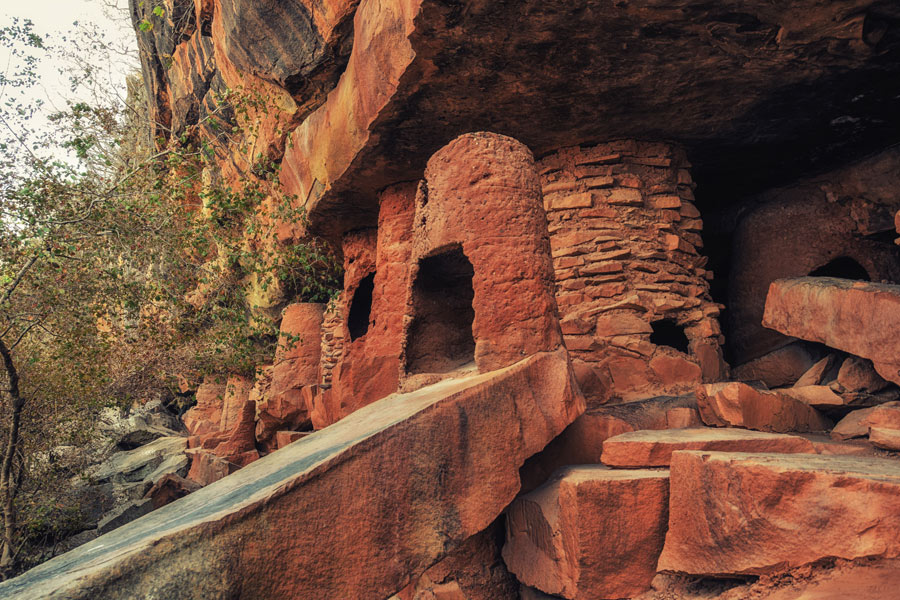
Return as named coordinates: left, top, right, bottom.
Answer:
left=0, top=17, right=340, bottom=576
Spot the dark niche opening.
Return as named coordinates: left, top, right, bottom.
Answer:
left=406, top=247, right=476, bottom=374
left=650, top=319, right=690, bottom=354
left=347, top=273, right=375, bottom=341
left=808, top=256, right=871, bottom=281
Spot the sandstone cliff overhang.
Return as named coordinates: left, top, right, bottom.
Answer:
left=276, top=0, right=900, bottom=237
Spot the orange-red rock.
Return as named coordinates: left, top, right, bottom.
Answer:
left=274, top=430, right=310, bottom=449
left=658, top=451, right=900, bottom=576
left=731, top=342, right=822, bottom=388
left=697, top=382, right=831, bottom=433
left=218, top=375, right=253, bottom=434
left=600, top=428, right=816, bottom=468
left=869, top=427, right=900, bottom=451
left=390, top=522, right=518, bottom=600
left=520, top=395, right=698, bottom=491
left=2, top=349, right=581, bottom=599
left=794, top=355, right=838, bottom=387
left=405, top=133, right=562, bottom=375
left=835, top=356, right=890, bottom=394
left=762, top=277, right=900, bottom=386
left=143, top=474, right=202, bottom=509
left=832, top=402, right=900, bottom=440
left=185, top=449, right=237, bottom=486
left=182, top=378, right=226, bottom=436
left=503, top=466, right=669, bottom=600
left=783, top=385, right=846, bottom=409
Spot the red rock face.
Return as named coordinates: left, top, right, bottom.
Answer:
left=762, top=277, right=900, bottom=385
left=256, top=303, right=323, bottom=448
left=182, top=378, right=227, bottom=436
left=404, top=132, right=562, bottom=375
left=659, top=451, right=900, bottom=576
left=327, top=183, right=417, bottom=421
left=504, top=466, right=669, bottom=600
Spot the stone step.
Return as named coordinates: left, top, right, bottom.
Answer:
left=658, top=451, right=900, bottom=576
left=503, top=465, right=669, bottom=600
left=0, top=349, right=582, bottom=600
left=600, top=427, right=817, bottom=467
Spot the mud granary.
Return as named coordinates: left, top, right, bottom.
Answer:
left=4, top=0, right=900, bottom=598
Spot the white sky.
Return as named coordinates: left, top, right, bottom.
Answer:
left=0, top=0, right=137, bottom=157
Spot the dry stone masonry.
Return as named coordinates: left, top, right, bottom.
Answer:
left=539, top=141, right=726, bottom=404
left=5, top=0, right=900, bottom=597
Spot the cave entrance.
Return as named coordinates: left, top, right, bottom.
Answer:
left=808, top=256, right=870, bottom=281
left=347, top=273, right=375, bottom=341
left=650, top=319, right=690, bottom=354
left=406, top=246, right=476, bottom=374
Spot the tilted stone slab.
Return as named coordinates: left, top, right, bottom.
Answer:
left=600, top=428, right=816, bottom=467
left=762, top=277, right=900, bottom=385
left=0, top=348, right=582, bottom=600
left=503, top=466, right=668, bottom=600
left=658, top=451, right=900, bottom=576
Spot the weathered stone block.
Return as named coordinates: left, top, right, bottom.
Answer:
left=503, top=466, right=668, bottom=600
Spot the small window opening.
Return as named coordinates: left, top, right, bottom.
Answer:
left=406, top=247, right=476, bottom=374
left=808, top=256, right=870, bottom=281
left=650, top=319, right=690, bottom=353
left=347, top=273, right=375, bottom=341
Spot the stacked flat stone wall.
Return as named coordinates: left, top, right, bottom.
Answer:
left=538, top=140, right=726, bottom=403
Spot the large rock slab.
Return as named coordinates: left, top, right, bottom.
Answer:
left=0, top=348, right=582, bottom=600
left=658, top=451, right=900, bottom=576
left=503, top=466, right=668, bottom=600
left=762, top=277, right=900, bottom=385
left=600, top=428, right=816, bottom=467
left=697, top=382, right=832, bottom=433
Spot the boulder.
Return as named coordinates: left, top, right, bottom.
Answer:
left=503, top=466, right=668, bottom=600
left=600, top=428, right=816, bottom=468
left=0, top=349, right=582, bottom=600
left=658, top=451, right=900, bottom=576
left=869, top=427, right=900, bottom=451
left=762, top=278, right=900, bottom=386
left=834, top=356, right=890, bottom=394
left=186, top=450, right=237, bottom=486
left=782, top=385, right=846, bottom=410
left=697, top=382, right=831, bottom=433
left=731, top=342, right=823, bottom=389
left=832, top=402, right=900, bottom=440
left=275, top=431, right=310, bottom=449
left=794, top=354, right=839, bottom=387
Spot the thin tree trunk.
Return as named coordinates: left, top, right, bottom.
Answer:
left=0, top=337, right=23, bottom=574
